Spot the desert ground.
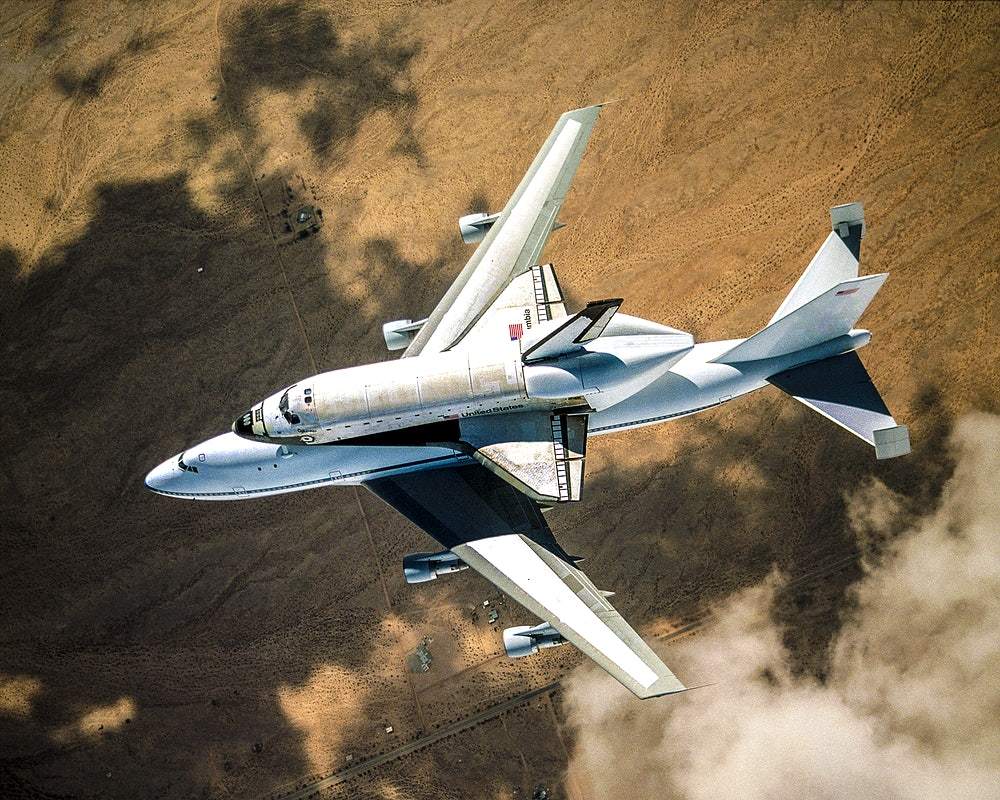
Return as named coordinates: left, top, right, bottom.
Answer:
left=1, top=1, right=997, bottom=798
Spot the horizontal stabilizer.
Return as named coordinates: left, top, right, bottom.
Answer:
left=768, top=351, right=910, bottom=459
left=522, top=298, right=622, bottom=362
left=770, top=202, right=865, bottom=325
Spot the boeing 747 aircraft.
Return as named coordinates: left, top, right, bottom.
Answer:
left=146, top=104, right=910, bottom=699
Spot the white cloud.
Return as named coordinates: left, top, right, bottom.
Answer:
left=564, top=413, right=1000, bottom=800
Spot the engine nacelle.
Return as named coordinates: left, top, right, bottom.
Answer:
left=458, top=211, right=500, bottom=244
left=403, top=551, right=468, bottom=584
left=382, top=318, right=426, bottom=351
left=502, top=622, right=568, bottom=658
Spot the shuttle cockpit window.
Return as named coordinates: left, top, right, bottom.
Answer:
left=278, top=388, right=300, bottom=425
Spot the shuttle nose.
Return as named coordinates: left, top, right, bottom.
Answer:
left=233, top=402, right=266, bottom=439
left=233, top=409, right=255, bottom=438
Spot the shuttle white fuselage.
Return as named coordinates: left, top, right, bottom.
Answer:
left=239, top=348, right=533, bottom=445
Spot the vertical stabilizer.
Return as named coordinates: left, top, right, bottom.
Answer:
left=521, top=299, right=623, bottom=362
left=713, top=273, right=887, bottom=363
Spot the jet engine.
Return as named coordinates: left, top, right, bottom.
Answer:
left=458, top=211, right=500, bottom=244
left=382, top=318, right=426, bottom=351
left=403, top=551, right=468, bottom=584
left=502, top=622, right=568, bottom=658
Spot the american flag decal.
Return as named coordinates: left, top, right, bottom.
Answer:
left=509, top=323, right=524, bottom=340
left=836, top=287, right=860, bottom=296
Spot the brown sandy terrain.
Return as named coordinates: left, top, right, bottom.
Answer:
left=1, top=0, right=997, bottom=797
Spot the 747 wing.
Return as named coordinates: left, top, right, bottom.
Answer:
left=366, top=463, right=687, bottom=699
left=404, top=104, right=608, bottom=357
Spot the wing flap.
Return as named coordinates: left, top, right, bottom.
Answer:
left=535, top=263, right=568, bottom=323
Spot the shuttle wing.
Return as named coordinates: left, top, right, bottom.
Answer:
left=450, top=262, right=567, bottom=354
left=404, top=105, right=606, bottom=357
left=459, top=411, right=587, bottom=504
left=365, top=463, right=687, bottom=699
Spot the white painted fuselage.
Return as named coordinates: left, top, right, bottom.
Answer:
left=144, top=327, right=870, bottom=501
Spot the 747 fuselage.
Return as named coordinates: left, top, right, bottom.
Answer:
left=144, top=315, right=872, bottom=500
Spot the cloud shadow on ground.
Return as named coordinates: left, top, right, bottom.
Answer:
left=218, top=2, right=421, bottom=165
left=561, top=382, right=954, bottom=680
left=0, top=157, right=460, bottom=795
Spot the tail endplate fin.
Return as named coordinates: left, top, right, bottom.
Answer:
left=768, top=351, right=910, bottom=459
